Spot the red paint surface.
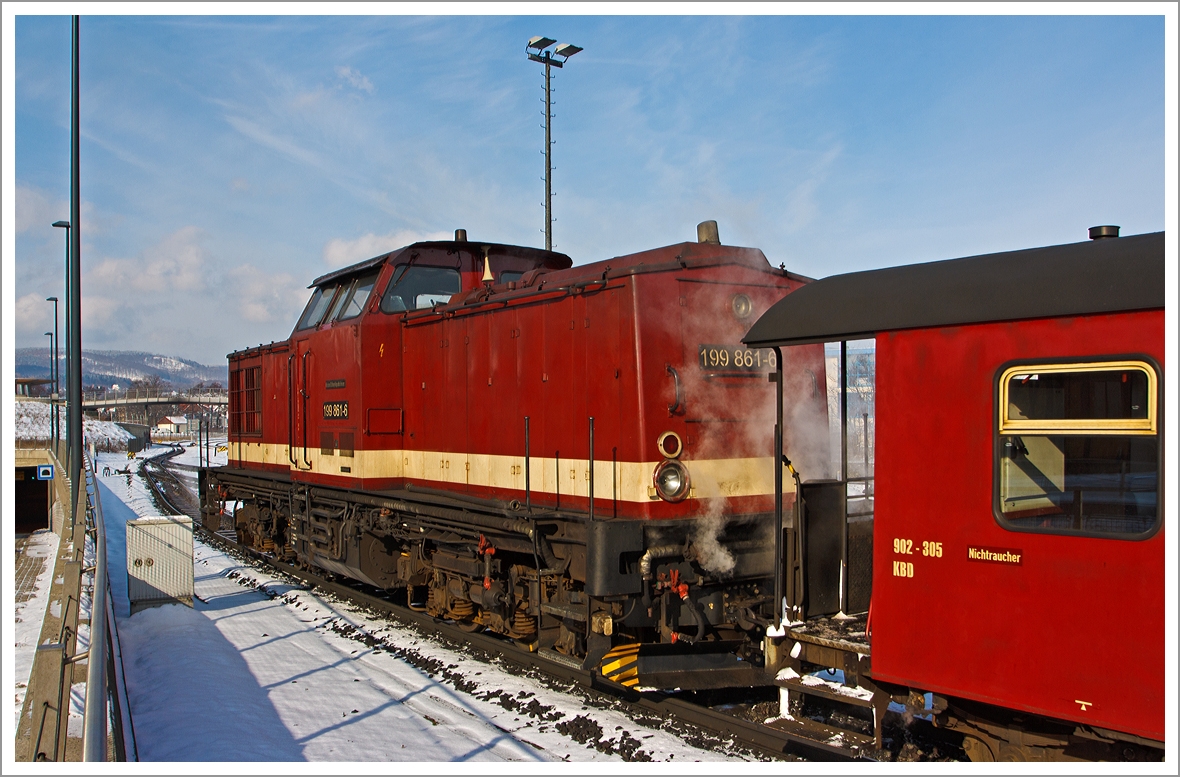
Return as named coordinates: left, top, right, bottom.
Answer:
left=228, top=240, right=824, bottom=520
left=871, top=309, right=1164, bottom=741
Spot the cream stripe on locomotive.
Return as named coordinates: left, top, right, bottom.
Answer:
left=228, top=441, right=796, bottom=502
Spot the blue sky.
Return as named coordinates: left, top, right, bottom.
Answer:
left=7, top=9, right=1171, bottom=366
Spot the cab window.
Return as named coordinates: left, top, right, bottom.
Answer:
left=996, top=360, right=1159, bottom=537
left=336, top=271, right=379, bottom=320
left=296, top=283, right=340, bottom=330
left=380, top=265, right=461, bottom=313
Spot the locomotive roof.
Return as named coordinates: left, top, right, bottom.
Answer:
left=309, top=241, right=573, bottom=288
left=743, top=231, right=1165, bottom=348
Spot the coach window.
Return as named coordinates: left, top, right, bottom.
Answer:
left=380, top=265, right=461, bottom=313
left=996, top=361, right=1159, bottom=537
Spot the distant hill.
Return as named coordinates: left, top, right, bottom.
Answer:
left=14, top=348, right=228, bottom=389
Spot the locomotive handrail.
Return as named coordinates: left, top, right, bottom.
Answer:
left=287, top=354, right=296, bottom=467
left=300, top=349, right=311, bottom=469
left=402, top=280, right=619, bottom=326
left=666, top=364, right=684, bottom=415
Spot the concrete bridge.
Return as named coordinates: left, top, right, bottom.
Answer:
left=81, top=387, right=228, bottom=409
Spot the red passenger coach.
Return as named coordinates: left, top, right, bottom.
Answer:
left=205, top=223, right=826, bottom=689
left=745, top=229, right=1165, bottom=761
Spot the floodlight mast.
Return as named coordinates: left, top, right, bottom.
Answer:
left=526, top=37, right=581, bottom=251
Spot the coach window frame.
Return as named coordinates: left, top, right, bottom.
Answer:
left=992, top=354, right=1162, bottom=541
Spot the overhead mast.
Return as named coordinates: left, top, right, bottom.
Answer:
left=525, top=37, right=582, bottom=252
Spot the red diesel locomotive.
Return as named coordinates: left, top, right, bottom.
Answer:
left=745, top=227, right=1165, bottom=761
left=203, top=221, right=824, bottom=685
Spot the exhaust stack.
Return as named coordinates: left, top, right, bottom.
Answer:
left=697, top=220, right=720, bottom=245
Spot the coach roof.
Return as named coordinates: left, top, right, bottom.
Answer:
left=744, top=231, right=1165, bottom=348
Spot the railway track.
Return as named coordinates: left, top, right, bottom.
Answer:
left=139, top=454, right=882, bottom=762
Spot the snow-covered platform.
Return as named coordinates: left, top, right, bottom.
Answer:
left=94, top=450, right=741, bottom=763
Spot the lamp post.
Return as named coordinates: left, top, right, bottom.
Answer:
left=45, top=330, right=55, bottom=447
left=52, top=221, right=70, bottom=467
left=46, top=294, right=60, bottom=455
left=526, top=37, right=582, bottom=251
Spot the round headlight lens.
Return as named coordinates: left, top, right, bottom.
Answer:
left=653, top=459, right=690, bottom=502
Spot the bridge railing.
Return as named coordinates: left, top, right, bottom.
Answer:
left=82, top=388, right=228, bottom=405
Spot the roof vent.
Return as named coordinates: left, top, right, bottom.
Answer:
left=697, top=220, right=720, bottom=245
left=1088, top=225, right=1119, bottom=240
left=455, top=229, right=468, bottom=242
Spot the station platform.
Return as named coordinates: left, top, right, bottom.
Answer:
left=87, top=450, right=732, bottom=763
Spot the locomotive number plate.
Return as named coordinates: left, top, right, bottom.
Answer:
left=698, top=344, right=777, bottom=371
left=323, top=401, right=349, bottom=420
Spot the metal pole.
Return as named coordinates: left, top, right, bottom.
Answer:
left=82, top=456, right=109, bottom=761
left=53, top=299, right=59, bottom=453
left=588, top=417, right=594, bottom=522
left=544, top=59, right=552, bottom=251
left=772, top=367, right=784, bottom=632
left=68, top=15, right=83, bottom=520
left=524, top=416, right=531, bottom=512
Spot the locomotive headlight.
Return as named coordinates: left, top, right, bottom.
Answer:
left=731, top=293, right=753, bottom=320
left=653, top=459, right=691, bottom=502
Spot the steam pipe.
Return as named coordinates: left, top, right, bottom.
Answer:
left=639, top=545, right=682, bottom=580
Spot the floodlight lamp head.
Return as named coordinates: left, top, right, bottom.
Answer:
left=554, top=43, right=582, bottom=59
left=47, top=296, right=58, bottom=302
left=52, top=220, right=70, bottom=229
left=527, top=36, right=557, bottom=51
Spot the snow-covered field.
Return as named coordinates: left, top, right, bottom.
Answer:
left=14, top=399, right=132, bottom=448
left=93, top=452, right=749, bottom=763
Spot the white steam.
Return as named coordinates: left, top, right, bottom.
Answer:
left=689, top=511, right=735, bottom=576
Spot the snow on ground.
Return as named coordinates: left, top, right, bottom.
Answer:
left=13, top=530, right=60, bottom=729
left=14, top=398, right=133, bottom=448
left=94, top=455, right=749, bottom=763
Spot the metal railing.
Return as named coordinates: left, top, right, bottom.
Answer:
left=82, top=387, right=228, bottom=407
left=82, top=451, right=138, bottom=761
left=18, top=449, right=138, bottom=761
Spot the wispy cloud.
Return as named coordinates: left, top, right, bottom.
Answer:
left=322, top=229, right=450, bottom=268
left=15, top=185, right=68, bottom=235
left=224, top=114, right=323, bottom=168
left=335, top=65, right=374, bottom=94
left=89, top=226, right=209, bottom=295
left=225, top=264, right=308, bottom=325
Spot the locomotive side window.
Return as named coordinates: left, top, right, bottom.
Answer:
left=296, top=283, right=341, bottom=330
left=335, top=271, right=379, bottom=320
left=380, top=265, right=461, bottom=313
left=996, top=361, right=1159, bottom=537
left=229, top=366, right=262, bottom=436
